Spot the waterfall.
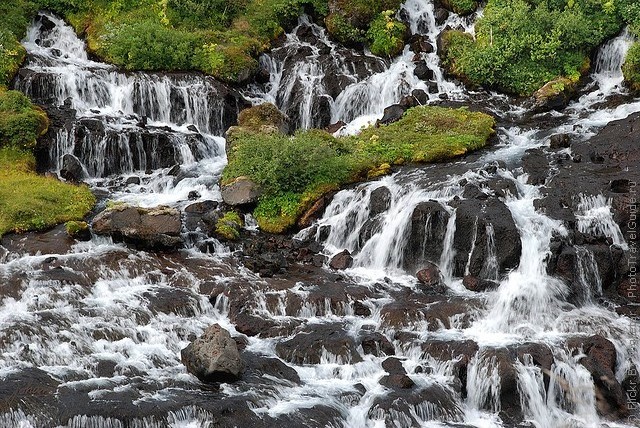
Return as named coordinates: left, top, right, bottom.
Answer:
left=5, top=3, right=640, bottom=428
left=14, top=13, right=241, bottom=207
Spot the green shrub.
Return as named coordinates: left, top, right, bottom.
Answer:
left=366, top=11, right=406, bottom=57
left=0, top=89, right=49, bottom=150
left=623, top=42, right=640, bottom=91
left=224, top=106, right=495, bottom=232
left=100, top=20, right=199, bottom=71
left=440, top=0, right=629, bottom=95
left=325, top=13, right=365, bottom=45
left=443, top=0, right=478, bottom=15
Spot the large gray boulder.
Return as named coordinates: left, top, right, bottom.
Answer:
left=221, top=176, right=262, bottom=206
left=91, top=205, right=183, bottom=250
left=181, top=324, right=244, bottom=383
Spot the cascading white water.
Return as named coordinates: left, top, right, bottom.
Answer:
left=14, top=13, right=235, bottom=207
left=4, top=4, right=640, bottom=428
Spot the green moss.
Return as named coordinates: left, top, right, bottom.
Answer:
left=623, top=42, right=640, bottom=91
left=440, top=0, right=630, bottom=95
left=0, top=89, right=49, bottom=150
left=237, top=103, right=288, bottom=131
left=65, top=220, right=89, bottom=238
left=0, top=148, right=96, bottom=236
left=215, top=211, right=243, bottom=240
left=366, top=11, right=406, bottom=57
left=325, top=13, right=365, bottom=46
left=224, top=106, right=495, bottom=232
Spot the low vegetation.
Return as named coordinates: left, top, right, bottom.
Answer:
left=0, top=89, right=49, bottom=150
left=215, top=211, right=243, bottom=240
left=623, top=42, right=640, bottom=91
left=223, top=105, right=495, bottom=232
left=440, top=0, right=640, bottom=96
left=0, top=147, right=95, bottom=236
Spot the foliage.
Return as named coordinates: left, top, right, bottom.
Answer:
left=440, top=0, right=631, bottom=95
left=443, top=0, right=478, bottom=15
left=0, top=1, right=37, bottom=85
left=623, top=42, right=640, bottom=91
left=0, top=89, right=49, bottom=151
left=224, top=106, right=495, bottom=232
left=215, top=210, right=243, bottom=240
left=366, top=11, right=407, bottom=57
left=0, top=148, right=95, bottom=236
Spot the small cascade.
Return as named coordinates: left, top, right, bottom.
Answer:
left=250, top=0, right=475, bottom=132
left=575, top=246, right=604, bottom=304
left=13, top=13, right=243, bottom=207
left=593, top=28, right=635, bottom=93
left=576, top=194, right=627, bottom=248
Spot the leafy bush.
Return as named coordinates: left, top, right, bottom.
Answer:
left=623, top=42, right=640, bottom=91
left=443, top=0, right=478, bottom=15
left=440, top=0, right=629, bottom=95
left=366, top=11, right=407, bottom=57
left=100, top=20, right=199, bottom=71
left=0, top=89, right=49, bottom=150
left=224, top=106, right=495, bottom=232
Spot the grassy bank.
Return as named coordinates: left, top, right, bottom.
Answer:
left=0, top=148, right=95, bottom=236
left=440, top=0, right=640, bottom=96
left=223, top=105, right=495, bottom=232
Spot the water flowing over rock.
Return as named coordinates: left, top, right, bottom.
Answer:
left=181, top=324, right=244, bottom=382
left=4, top=5, right=640, bottom=428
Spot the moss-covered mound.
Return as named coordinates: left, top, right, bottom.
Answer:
left=0, top=87, right=94, bottom=236
left=0, top=1, right=36, bottom=85
left=0, top=148, right=95, bottom=236
left=0, top=89, right=49, bottom=150
left=440, top=0, right=640, bottom=96
left=223, top=105, right=495, bottom=233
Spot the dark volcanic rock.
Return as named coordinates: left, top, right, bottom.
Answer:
left=60, top=153, right=86, bottom=182
left=403, top=201, right=450, bottom=271
left=275, top=323, right=363, bottom=364
left=450, top=198, right=521, bottom=279
left=378, top=104, right=407, bottom=125
left=329, top=249, right=354, bottom=270
left=92, top=205, right=183, bottom=250
left=369, top=186, right=392, bottom=216
left=416, top=262, right=444, bottom=291
left=360, top=332, right=395, bottom=357
left=181, top=324, right=244, bottom=383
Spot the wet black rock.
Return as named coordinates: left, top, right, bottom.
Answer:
left=378, top=104, right=407, bottom=125
left=450, top=198, right=521, bottom=279
left=60, top=153, right=85, bottom=182
left=360, top=332, right=395, bottom=357
left=92, top=205, right=183, bottom=250
left=414, top=61, right=434, bottom=81
left=522, top=148, right=550, bottom=185
left=369, top=186, right=392, bottom=216
left=403, top=201, right=450, bottom=271
left=549, top=133, right=571, bottom=149
left=416, top=262, right=443, bottom=289
left=329, top=249, right=354, bottom=270
left=275, top=323, right=363, bottom=364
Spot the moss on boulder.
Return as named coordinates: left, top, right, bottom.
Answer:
left=623, top=42, right=640, bottom=92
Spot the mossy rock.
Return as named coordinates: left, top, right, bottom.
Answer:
left=532, top=77, right=577, bottom=112
left=215, top=211, right=243, bottom=241
left=238, top=103, right=290, bottom=134
left=65, top=220, right=90, bottom=240
left=0, top=89, right=49, bottom=150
